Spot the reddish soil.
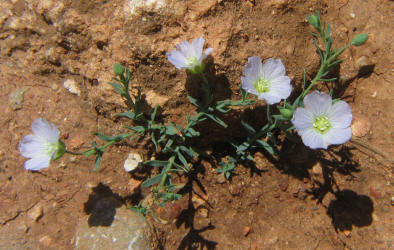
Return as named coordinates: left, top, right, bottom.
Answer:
left=0, top=0, right=393, bottom=249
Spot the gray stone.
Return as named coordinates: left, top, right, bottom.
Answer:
left=75, top=199, right=152, bottom=250
left=9, top=86, right=29, bottom=110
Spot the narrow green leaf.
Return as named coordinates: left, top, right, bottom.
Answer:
left=108, top=82, right=126, bottom=95
left=142, top=174, right=163, bottom=188
left=351, top=34, right=368, bottom=46
left=144, top=160, right=169, bottom=167
left=256, top=140, right=275, bottom=155
left=241, top=120, right=256, bottom=134
left=165, top=123, right=178, bottom=136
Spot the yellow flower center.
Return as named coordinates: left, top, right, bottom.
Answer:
left=187, top=56, right=198, bottom=67
left=254, top=77, right=270, bottom=94
left=313, top=116, right=331, bottom=134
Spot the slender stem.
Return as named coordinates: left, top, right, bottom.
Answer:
left=266, top=105, right=272, bottom=124
left=65, top=150, right=84, bottom=155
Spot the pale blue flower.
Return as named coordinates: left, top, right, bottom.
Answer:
left=241, top=56, right=292, bottom=105
left=167, top=37, right=213, bottom=74
left=292, top=91, right=352, bottom=149
left=19, top=118, right=61, bottom=171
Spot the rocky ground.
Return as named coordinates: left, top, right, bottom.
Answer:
left=0, top=0, right=393, bottom=249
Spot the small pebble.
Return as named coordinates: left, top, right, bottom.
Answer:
left=39, top=235, right=52, bottom=247
left=350, top=13, right=355, bottom=18
left=391, top=197, right=394, bottom=206
left=28, top=204, right=43, bottom=222
left=242, top=226, right=251, bottom=236
left=351, top=116, right=371, bottom=137
left=63, top=79, right=81, bottom=96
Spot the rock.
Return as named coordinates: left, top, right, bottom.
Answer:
left=198, top=207, right=209, bottom=218
left=28, top=204, right=43, bottom=222
left=39, top=235, right=52, bottom=247
left=125, top=0, right=166, bottom=16
left=63, top=79, right=81, bottom=96
left=278, top=179, right=289, bottom=192
left=75, top=205, right=152, bottom=250
left=45, top=47, right=60, bottom=65
left=391, top=196, right=394, bottom=206
left=343, top=230, right=351, bottom=237
left=311, top=162, right=323, bottom=175
left=9, top=86, right=29, bottom=110
left=144, top=90, right=170, bottom=108
left=351, top=116, right=371, bottom=137
left=192, top=194, right=207, bottom=209
left=242, top=226, right=251, bottom=236
left=128, top=178, right=142, bottom=193
left=369, top=187, right=382, bottom=199
left=124, top=152, right=143, bottom=172
left=215, top=173, right=227, bottom=184
left=355, top=56, right=370, bottom=69
left=68, top=136, right=85, bottom=150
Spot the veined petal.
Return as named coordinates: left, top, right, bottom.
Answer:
left=241, top=76, right=259, bottom=96
left=261, top=58, right=285, bottom=81
left=176, top=40, right=193, bottom=58
left=32, top=118, right=59, bottom=142
left=260, top=92, right=282, bottom=104
left=269, top=75, right=292, bottom=101
left=201, top=47, right=213, bottom=60
left=24, top=155, right=51, bottom=171
left=167, top=50, right=189, bottom=69
left=19, top=135, right=47, bottom=158
left=191, top=37, right=205, bottom=58
left=244, top=56, right=263, bottom=85
left=304, top=91, right=332, bottom=116
left=323, top=127, right=352, bottom=145
left=329, top=100, right=352, bottom=128
left=292, top=108, right=314, bottom=131
left=300, top=128, right=327, bottom=149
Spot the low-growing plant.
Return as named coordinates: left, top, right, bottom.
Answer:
left=19, top=11, right=368, bottom=215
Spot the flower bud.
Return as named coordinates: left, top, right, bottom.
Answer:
left=307, top=14, right=320, bottom=30
left=113, top=63, right=125, bottom=76
left=279, top=108, right=294, bottom=120
left=351, top=34, right=368, bottom=46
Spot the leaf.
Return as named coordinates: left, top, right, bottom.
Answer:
left=241, top=120, right=256, bottom=134
left=125, top=125, right=146, bottom=134
left=118, top=111, right=137, bottom=120
left=144, top=160, right=169, bottom=167
left=93, top=154, right=103, bottom=172
left=108, top=82, right=126, bottom=95
left=151, top=105, right=159, bottom=121
left=142, top=174, right=163, bottom=188
left=176, top=150, right=190, bottom=171
left=203, top=113, right=228, bottom=128
left=165, top=123, right=178, bottom=136
left=94, top=132, right=128, bottom=142
left=351, top=34, right=368, bottom=46
left=256, top=139, right=275, bottom=155
left=187, top=96, right=201, bottom=108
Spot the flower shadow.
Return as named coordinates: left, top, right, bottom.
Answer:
left=83, top=183, right=123, bottom=227
left=327, top=189, right=373, bottom=231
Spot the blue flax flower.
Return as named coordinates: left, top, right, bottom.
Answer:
left=19, top=118, right=61, bottom=170
left=292, top=91, right=352, bottom=149
left=241, top=56, right=292, bottom=104
left=167, top=37, right=213, bottom=74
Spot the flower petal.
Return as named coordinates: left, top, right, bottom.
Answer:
left=167, top=50, right=189, bottom=69
left=304, top=91, right=332, bottom=116
left=292, top=108, right=314, bottom=131
left=323, top=127, right=352, bottom=145
left=260, top=92, right=282, bottom=104
left=261, top=58, right=285, bottom=81
left=241, top=76, right=259, bottom=96
left=19, top=134, right=47, bottom=158
left=268, top=75, right=292, bottom=101
left=24, top=155, right=51, bottom=171
left=300, top=128, right=328, bottom=149
left=201, top=47, right=213, bottom=60
left=31, top=118, right=59, bottom=143
left=244, top=56, right=263, bottom=86
left=176, top=40, right=193, bottom=57
left=329, top=100, right=352, bottom=128
left=191, top=37, right=205, bottom=58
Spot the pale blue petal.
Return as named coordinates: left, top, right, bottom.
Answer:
left=24, top=155, right=51, bottom=171
left=244, top=56, right=263, bottom=86
left=167, top=50, right=189, bottom=69
left=31, top=118, right=59, bottom=143
left=269, top=75, right=292, bottom=101
left=304, top=91, right=332, bottom=116
left=260, top=92, right=282, bottom=104
left=261, top=58, right=285, bottom=81
left=19, top=134, right=47, bottom=158
left=329, top=101, right=352, bottom=128
left=241, top=76, right=259, bottom=96
left=292, top=108, right=314, bottom=131
left=323, top=127, right=352, bottom=145
left=300, top=128, right=327, bottom=149
left=191, top=37, right=204, bottom=58
left=176, top=40, right=194, bottom=58
left=201, top=47, right=213, bottom=60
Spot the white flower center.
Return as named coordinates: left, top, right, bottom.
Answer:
left=313, top=116, right=331, bottom=134
left=254, top=77, right=270, bottom=94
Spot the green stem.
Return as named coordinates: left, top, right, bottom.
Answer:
left=65, top=150, right=84, bottom=155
